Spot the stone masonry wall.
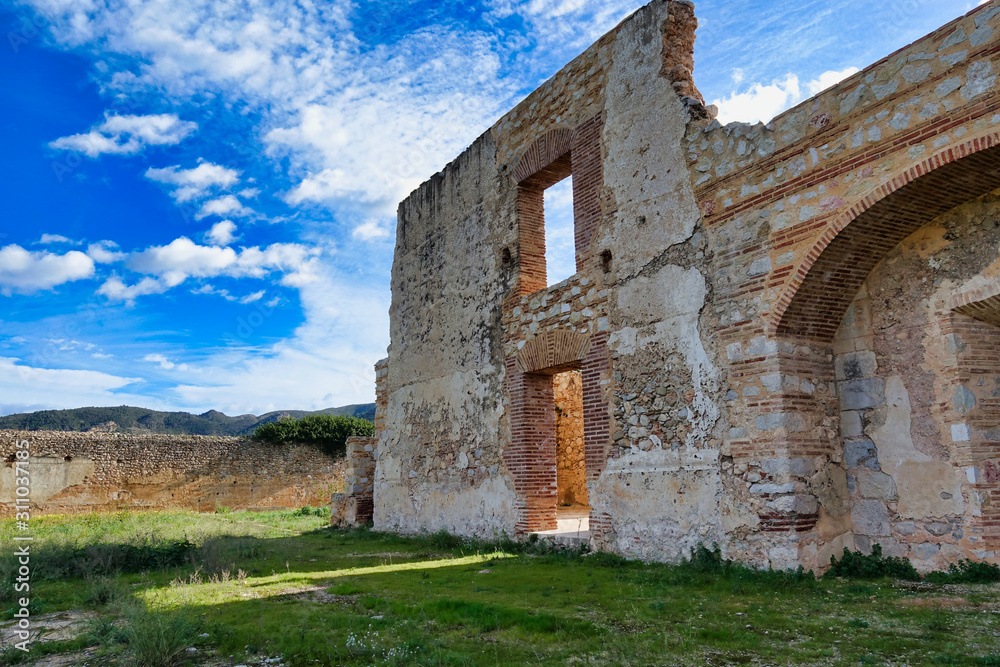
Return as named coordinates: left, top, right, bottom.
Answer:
left=377, top=0, right=1000, bottom=572
left=554, top=371, right=587, bottom=507
left=0, top=430, right=343, bottom=516
left=331, top=436, right=376, bottom=527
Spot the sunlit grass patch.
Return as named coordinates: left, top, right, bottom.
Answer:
left=3, top=509, right=999, bottom=666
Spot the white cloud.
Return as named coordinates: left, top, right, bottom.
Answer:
left=145, top=162, right=240, bottom=203
left=0, top=356, right=146, bottom=415
left=238, top=188, right=261, bottom=199
left=207, top=220, right=238, bottom=246
left=143, top=353, right=190, bottom=372
left=97, top=276, right=170, bottom=303
left=170, top=268, right=388, bottom=414
left=196, top=195, right=254, bottom=220
left=46, top=338, right=97, bottom=352
left=239, top=290, right=265, bottom=304
left=100, top=237, right=321, bottom=302
left=50, top=113, right=196, bottom=157
left=87, top=241, right=126, bottom=264
left=191, top=284, right=265, bottom=304
left=38, top=234, right=79, bottom=245
left=806, top=67, right=860, bottom=96
left=0, top=245, right=95, bottom=295
left=712, top=67, right=860, bottom=125
left=129, top=238, right=238, bottom=286
left=352, top=220, right=390, bottom=241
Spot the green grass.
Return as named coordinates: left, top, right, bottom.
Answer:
left=1, top=510, right=999, bottom=666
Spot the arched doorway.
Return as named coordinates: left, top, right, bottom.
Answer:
left=773, top=137, right=1000, bottom=565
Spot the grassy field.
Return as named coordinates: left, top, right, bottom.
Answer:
left=1, top=509, right=998, bottom=666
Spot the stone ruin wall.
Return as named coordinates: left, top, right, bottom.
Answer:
left=375, top=0, right=725, bottom=554
left=331, top=436, right=377, bottom=527
left=375, top=0, right=1000, bottom=572
left=686, top=2, right=1000, bottom=570
left=0, top=430, right=344, bottom=516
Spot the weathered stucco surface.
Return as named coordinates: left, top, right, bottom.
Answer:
left=374, top=0, right=1000, bottom=571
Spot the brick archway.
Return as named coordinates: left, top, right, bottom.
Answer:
left=516, top=329, right=591, bottom=374
left=772, top=134, right=1000, bottom=342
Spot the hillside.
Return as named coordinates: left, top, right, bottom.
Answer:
left=0, top=403, right=376, bottom=436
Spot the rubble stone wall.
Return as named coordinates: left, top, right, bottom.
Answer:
left=554, top=372, right=587, bottom=507
left=0, top=430, right=343, bottom=516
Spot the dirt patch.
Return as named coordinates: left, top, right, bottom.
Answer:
left=275, top=585, right=358, bottom=605
left=897, top=597, right=971, bottom=609
left=20, top=649, right=101, bottom=667
left=0, top=610, right=95, bottom=643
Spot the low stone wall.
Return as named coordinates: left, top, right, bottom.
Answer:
left=0, top=430, right=344, bottom=516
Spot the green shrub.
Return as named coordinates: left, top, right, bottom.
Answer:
left=925, top=559, right=1000, bottom=584
left=252, top=414, right=374, bottom=457
left=120, top=605, right=200, bottom=667
left=824, top=544, right=920, bottom=581
left=85, top=576, right=128, bottom=607
left=292, top=505, right=329, bottom=518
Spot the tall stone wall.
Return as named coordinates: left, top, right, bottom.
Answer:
left=376, top=0, right=1000, bottom=571
left=0, top=431, right=343, bottom=516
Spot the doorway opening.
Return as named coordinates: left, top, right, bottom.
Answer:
left=553, top=369, right=589, bottom=531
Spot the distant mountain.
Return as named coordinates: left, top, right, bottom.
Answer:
left=0, top=404, right=376, bottom=436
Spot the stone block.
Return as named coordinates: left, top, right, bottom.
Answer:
left=761, top=457, right=815, bottom=478
left=835, top=351, right=877, bottom=381
left=754, top=413, right=806, bottom=432
left=839, top=378, right=885, bottom=411
left=844, top=440, right=879, bottom=470
left=840, top=411, right=863, bottom=438
left=768, top=494, right=819, bottom=515
left=852, top=500, right=890, bottom=537
left=854, top=470, right=897, bottom=500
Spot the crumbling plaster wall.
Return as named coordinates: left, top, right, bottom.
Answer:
left=376, top=0, right=1000, bottom=570
left=684, top=1, right=1000, bottom=570
left=375, top=135, right=521, bottom=538
left=585, top=0, right=736, bottom=562
left=375, top=0, right=728, bottom=550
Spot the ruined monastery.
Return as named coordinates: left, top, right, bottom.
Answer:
left=345, top=0, right=1000, bottom=572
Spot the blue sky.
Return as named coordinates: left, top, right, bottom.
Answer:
left=0, top=0, right=982, bottom=417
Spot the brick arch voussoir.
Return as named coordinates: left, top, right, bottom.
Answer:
left=512, top=128, right=574, bottom=186
left=770, top=132, right=1000, bottom=341
left=516, top=329, right=592, bottom=374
